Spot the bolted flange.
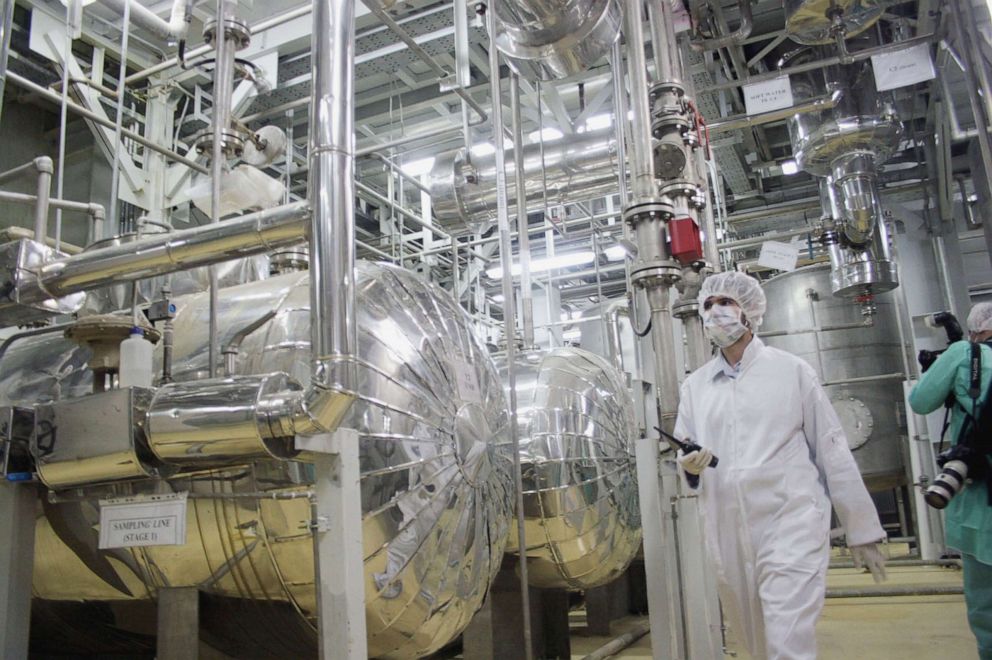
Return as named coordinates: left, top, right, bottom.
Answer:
left=622, top=198, right=675, bottom=226
left=203, top=17, right=252, bottom=51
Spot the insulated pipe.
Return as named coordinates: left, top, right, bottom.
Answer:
left=97, top=0, right=193, bottom=41
left=648, top=0, right=682, bottom=84
left=291, top=0, right=359, bottom=436
left=33, top=157, right=52, bottom=242
left=624, top=3, right=658, bottom=202
left=22, top=201, right=310, bottom=300
left=707, top=91, right=840, bottom=132
left=491, top=0, right=622, bottom=81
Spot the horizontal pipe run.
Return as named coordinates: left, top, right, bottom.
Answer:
left=820, top=373, right=906, bottom=387
left=830, top=558, right=962, bottom=569
left=759, top=319, right=873, bottom=338
left=699, top=33, right=935, bottom=94
left=708, top=92, right=840, bottom=133
left=7, top=72, right=208, bottom=174
left=0, top=156, right=50, bottom=185
left=97, top=0, right=192, bottom=41
left=581, top=621, right=652, bottom=660
left=28, top=201, right=310, bottom=301
left=356, top=181, right=451, bottom=239
left=825, top=584, right=963, bottom=598
left=690, top=0, right=752, bottom=51
left=0, top=226, right=82, bottom=254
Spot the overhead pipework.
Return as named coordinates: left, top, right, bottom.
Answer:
left=784, top=0, right=883, bottom=45
left=784, top=46, right=902, bottom=301
left=490, top=0, right=623, bottom=80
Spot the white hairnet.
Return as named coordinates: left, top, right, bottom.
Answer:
left=698, top=271, right=767, bottom=328
left=967, top=302, right=992, bottom=333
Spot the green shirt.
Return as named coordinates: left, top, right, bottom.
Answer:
left=909, top=340, right=992, bottom=564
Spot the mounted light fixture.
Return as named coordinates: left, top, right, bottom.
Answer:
left=486, top=251, right=595, bottom=279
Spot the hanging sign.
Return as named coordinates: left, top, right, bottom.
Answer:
left=758, top=241, right=800, bottom=272
left=743, top=76, right=794, bottom=116
left=871, top=43, right=936, bottom=91
left=99, top=492, right=188, bottom=549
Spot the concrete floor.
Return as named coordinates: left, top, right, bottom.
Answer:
left=570, top=556, right=978, bottom=659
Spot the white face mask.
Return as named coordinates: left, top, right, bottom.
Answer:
left=702, top=304, right=748, bottom=348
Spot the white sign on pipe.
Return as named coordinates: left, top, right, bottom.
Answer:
left=99, top=492, right=188, bottom=549
left=758, top=240, right=800, bottom=272
left=872, top=43, right=936, bottom=91
left=743, top=76, right=794, bottom=116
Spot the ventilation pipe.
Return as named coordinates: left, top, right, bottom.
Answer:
left=491, top=0, right=623, bottom=80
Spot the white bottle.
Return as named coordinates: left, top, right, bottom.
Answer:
left=119, top=327, right=154, bottom=388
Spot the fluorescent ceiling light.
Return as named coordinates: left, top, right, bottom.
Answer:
left=583, top=114, right=613, bottom=132
left=605, top=245, right=627, bottom=261
left=486, top=251, right=595, bottom=279
left=528, top=127, right=563, bottom=143
left=781, top=160, right=799, bottom=176
left=562, top=329, right=582, bottom=341
left=492, top=294, right=505, bottom=303
left=470, top=139, right=512, bottom=157
left=401, top=156, right=435, bottom=177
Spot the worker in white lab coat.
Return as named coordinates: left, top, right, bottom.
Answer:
left=673, top=271, right=886, bottom=660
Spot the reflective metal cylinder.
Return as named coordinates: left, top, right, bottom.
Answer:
left=761, top=264, right=907, bottom=490
left=428, top=129, right=619, bottom=232
left=5, top=263, right=514, bottom=660
left=501, top=348, right=641, bottom=589
left=492, top=0, right=622, bottom=80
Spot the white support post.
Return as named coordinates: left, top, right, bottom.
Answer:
left=903, top=382, right=946, bottom=561
left=300, top=428, right=368, bottom=660
left=634, top=437, right=684, bottom=660
left=0, top=481, right=36, bottom=659
left=673, top=488, right=722, bottom=658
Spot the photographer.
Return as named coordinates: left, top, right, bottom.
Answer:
left=909, top=302, right=992, bottom=660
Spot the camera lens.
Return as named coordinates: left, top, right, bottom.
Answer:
left=924, top=459, right=968, bottom=509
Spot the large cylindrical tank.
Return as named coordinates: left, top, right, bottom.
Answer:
left=500, top=348, right=641, bottom=589
left=761, top=264, right=908, bottom=490
left=2, top=263, right=513, bottom=659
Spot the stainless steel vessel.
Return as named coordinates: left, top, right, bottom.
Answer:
left=500, top=348, right=641, bottom=589
left=3, top=263, right=514, bottom=659
left=785, top=0, right=884, bottom=45
left=761, top=264, right=908, bottom=491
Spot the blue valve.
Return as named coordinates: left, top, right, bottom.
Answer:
left=5, top=472, right=34, bottom=482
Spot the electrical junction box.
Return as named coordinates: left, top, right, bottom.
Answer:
left=669, top=217, right=704, bottom=265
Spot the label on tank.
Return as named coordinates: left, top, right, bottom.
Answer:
left=758, top=240, right=800, bottom=272
left=450, top=357, right=483, bottom=404
left=98, top=492, right=188, bottom=549
left=743, top=76, right=794, bottom=115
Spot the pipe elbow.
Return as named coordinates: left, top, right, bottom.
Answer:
left=33, top=156, right=54, bottom=175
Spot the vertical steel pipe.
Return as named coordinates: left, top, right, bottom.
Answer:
left=33, top=158, right=52, bottom=242
left=0, top=0, right=14, bottom=131
left=648, top=0, right=682, bottom=85
left=624, top=2, right=657, bottom=202
left=510, top=74, right=535, bottom=347
left=309, top=0, right=357, bottom=401
left=486, top=7, right=534, bottom=658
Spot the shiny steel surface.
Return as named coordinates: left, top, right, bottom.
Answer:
left=785, top=0, right=883, bottom=45
left=0, top=239, right=86, bottom=326
left=5, top=263, right=514, bottom=659
left=761, top=265, right=907, bottom=490
left=492, top=0, right=621, bottom=80
left=785, top=49, right=902, bottom=176
left=428, top=129, right=619, bottom=231
left=19, top=201, right=310, bottom=304
left=501, top=348, right=640, bottom=589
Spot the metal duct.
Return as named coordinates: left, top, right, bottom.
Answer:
left=500, top=348, right=641, bottom=590
left=491, top=0, right=622, bottom=80
left=428, top=129, right=620, bottom=233
left=8, top=264, right=514, bottom=659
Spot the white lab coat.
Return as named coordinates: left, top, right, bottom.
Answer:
left=674, top=337, right=884, bottom=660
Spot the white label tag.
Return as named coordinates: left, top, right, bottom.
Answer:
left=743, top=76, right=794, bottom=115
left=99, top=492, right=188, bottom=549
left=451, top=358, right=483, bottom=404
left=872, top=43, right=936, bottom=91
left=758, top=241, right=800, bottom=272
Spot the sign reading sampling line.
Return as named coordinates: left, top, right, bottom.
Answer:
left=743, top=76, right=794, bottom=116
left=871, top=43, right=936, bottom=91
left=98, top=492, right=188, bottom=549
left=757, top=240, right=800, bottom=272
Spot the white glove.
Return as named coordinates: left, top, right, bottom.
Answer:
left=677, top=447, right=713, bottom=476
left=851, top=543, right=888, bottom=583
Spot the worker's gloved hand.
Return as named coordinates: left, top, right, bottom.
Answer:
left=851, top=543, right=888, bottom=583
left=677, top=447, right=713, bottom=476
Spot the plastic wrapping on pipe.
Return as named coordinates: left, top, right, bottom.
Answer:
left=499, top=348, right=641, bottom=589
left=3, top=263, right=515, bottom=660
left=491, top=0, right=622, bottom=80
left=785, top=0, right=883, bottom=45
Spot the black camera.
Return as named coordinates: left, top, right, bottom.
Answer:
left=925, top=445, right=977, bottom=509
left=918, top=312, right=965, bottom=372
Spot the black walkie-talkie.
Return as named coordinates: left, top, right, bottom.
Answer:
left=654, top=426, right=719, bottom=487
